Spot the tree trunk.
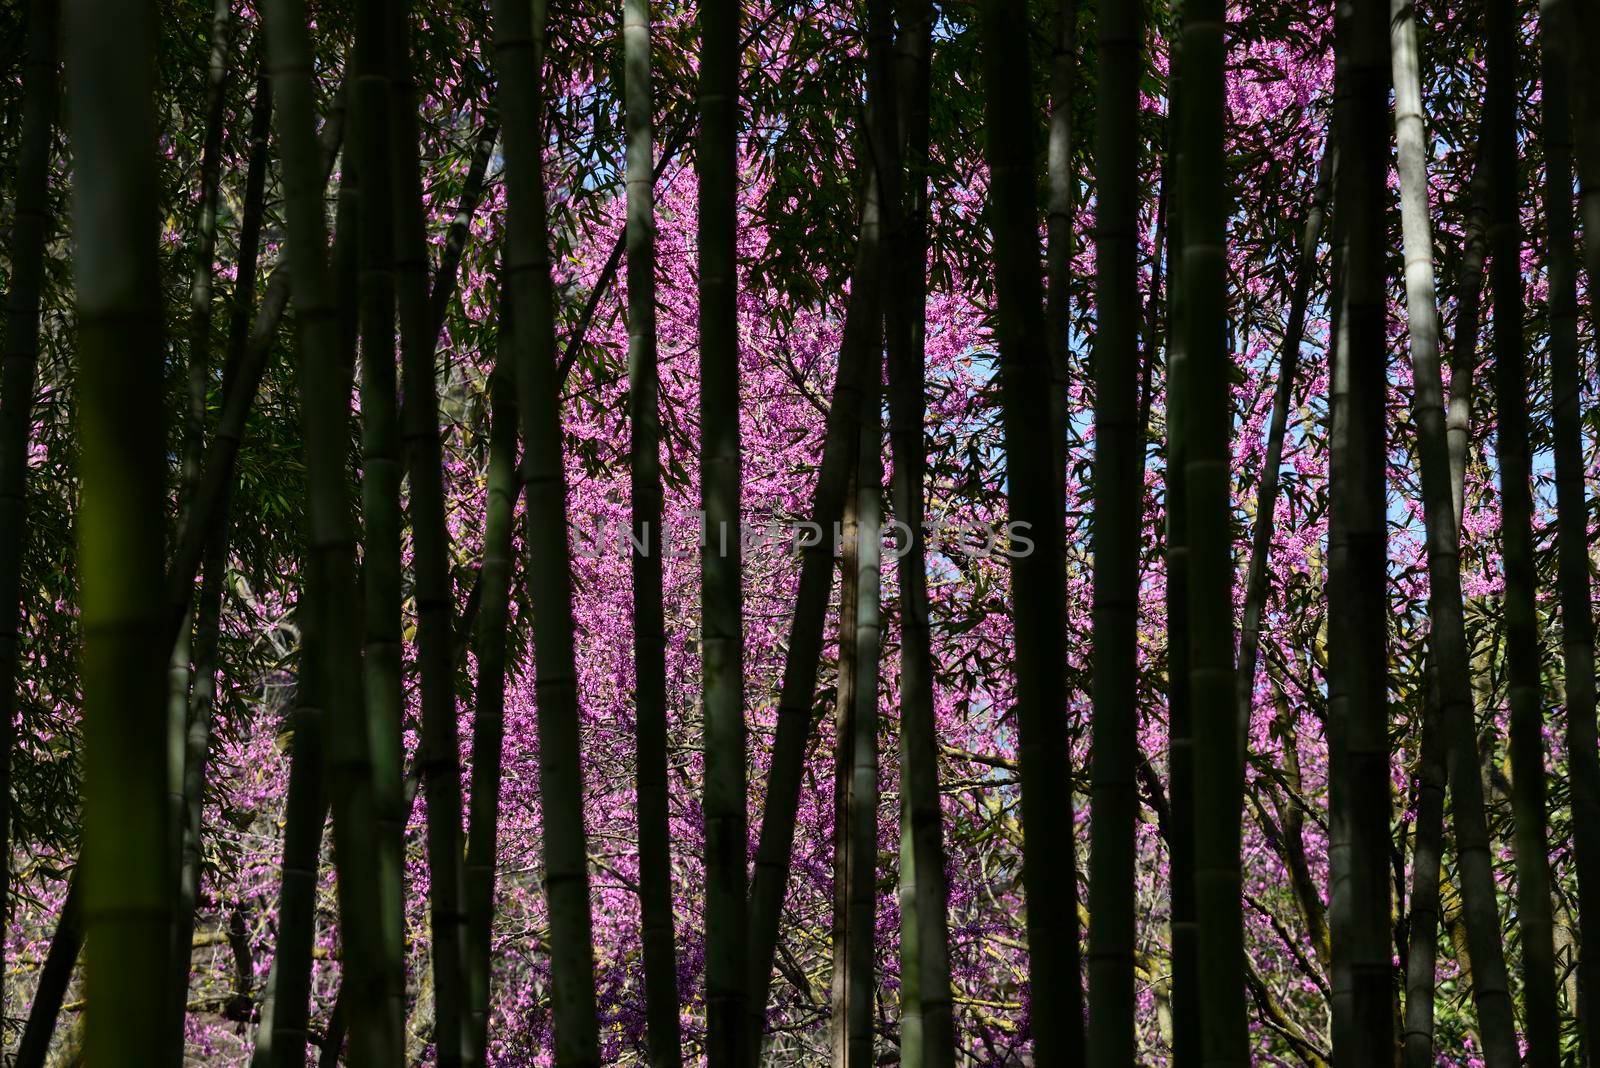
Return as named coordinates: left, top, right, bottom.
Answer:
left=167, top=6, right=235, bottom=1061
left=1174, top=0, right=1248, bottom=1057
left=620, top=3, right=685, bottom=1061
left=1387, top=0, right=1519, bottom=1056
left=845, top=361, right=884, bottom=1068
left=977, top=1, right=1085, bottom=1061
left=1544, top=0, right=1600, bottom=1057
left=1390, top=7, right=1499, bottom=1061
left=831, top=476, right=860, bottom=1068
left=464, top=272, right=518, bottom=1068
left=388, top=8, right=469, bottom=1063
left=1444, top=160, right=1489, bottom=524
left=697, top=1, right=749, bottom=1063
left=742, top=74, right=879, bottom=1068
left=1085, top=0, right=1143, bottom=1060
left=1046, top=0, right=1076, bottom=480
left=1327, top=0, right=1394, bottom=1062
left=1162, top=35, right=1200, bottom=1068
left=15, top=871, right=82, bottom=1068
left=492, top=0, right=604, bottom=1061
left=265, top=645, right=330, bottom=1068
left=352, top=2, right=410, bottom=1048
left=0, top=0, right=58, bottom=1037
left=264, top=1, right=397, bottom=1060
left=1487, top=0, right=1560, bottom=1058
left=884, top=1, right=956, bottom=1064
left=190, top=62, right=275, bottom=1056
left=65, top=0, right=174, bottom=1058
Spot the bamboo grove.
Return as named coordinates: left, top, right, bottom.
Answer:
left=0, top=0, right=1598, bottom=1063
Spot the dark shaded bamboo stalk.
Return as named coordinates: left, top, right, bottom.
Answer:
left=1162, top=36, right=1200, bottom=1068
left=168, top=5, right=235, bottom=1059
left=351, top=1, right=409, bottom=1046
left=65, top=0, right=173, bottom=1059
left=464, top=273, right=517, bottom=1068
left=1544, top=0, right=1600, bottom=1055
left=976, top=1, right=1084, bottom=1060
left=187, top=68, right=275, bottom=1047
left=0, top=0, right=58, bottom=1035
left=1175, top=0, right=1248, bottom=1057
left=621, top=0, right=684, bottom=1061
left=493, top=0, right=603, bottom=1061
left=387, top=8, right=468, bottom=1062
left=884, top=0, right=955, bottom=1064
left=1084, top=0, right=1143, bottom=1059
left=1487, top=0, right=1560, bottom=1058
left=261, top=106, right=360, bottom=1068
left=266, top=624, right=330, bottom=1068
left=15, top=869, right=82, bottom=1068
left=698, top=0, right=748, bottom=1062
left=743, top=96, right=878, bottom=1068
left=831, top=476, right=861, bottom=1068
left=1327, top=0, right=1393, bottom=1060
left=263, top=0, right=396, bottom=1058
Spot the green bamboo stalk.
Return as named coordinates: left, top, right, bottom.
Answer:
left=266, top=619, right=330, bottom=1068
left=1390, top=4, right=1494, bottom=1058
left=1387, top=0, right=1518, bottom=1059
left=464, top=274, right=517, bottom=1068
left=20, top=63, right=302, bottom=1068
left=743, top=92, right=877, bottom=1068
left=831, top=475, right=860, bottom=1068
left=1162, top=34, right=1200, bottom=1068
left=65, top=0, right=173, bottom=1061
left=263, top=0, right=397, bottom=1059
left=1327, top=0, right=1393, bottom=1061
left=1175, top=0, right=1248, bottom=1057
left=839, top=5, right=900, bottom=1063
left=976, top=1, right=1085, bottom=1061
left=621, top=0, right=684, bottom=1061
left=884, top=1, right=955, bottom=1064
left=1487, top=0, right=1560, bottom=1058
left=492, top=0, right=603, bottom=1061
left=1046, top=0, right=1076, bottom=480
left=191, top=73, right=274, bottom=1013
left=0, top=0, right=58, bottom=1037
left=1444, top=161, right=1488, bottom=525
left=167, top=5, right=235, bottom=1059
left=1389, top=15, right=1445, bottom=1062
left=1544, top=0, right=1600, bottom=1055
left=351, top=0, right=409, bottom=1047
left=1085, top=0, right=1143, bottom=1059
left=387, top=8, right=468, bottom=1062
left=845, top=360, right=883, bottom=1068
left=263, top=83, right=355, bottom=1068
